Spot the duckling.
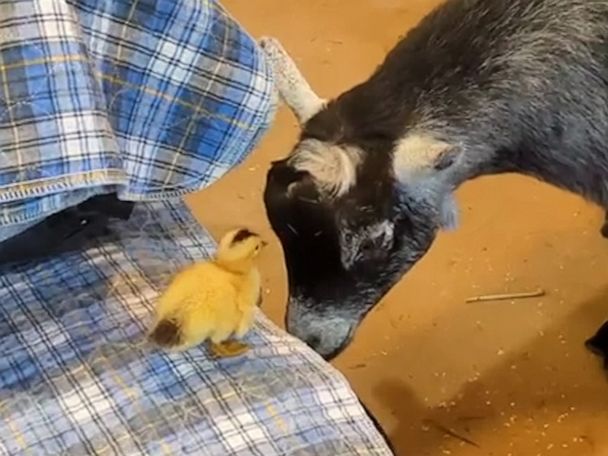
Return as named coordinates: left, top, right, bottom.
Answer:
left=148, top=228, right=265, bottom=357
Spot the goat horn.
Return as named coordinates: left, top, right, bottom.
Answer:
left=259, top=37, right=326, bottom=124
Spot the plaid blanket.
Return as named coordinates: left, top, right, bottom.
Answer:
left=0, top=200, right=393, bottom=455
left=0, top=0, right=275, bottom=241
left=0, top=1, right=393, bottom=453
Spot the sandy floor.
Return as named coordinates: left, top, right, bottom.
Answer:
left=186, top=1, right=608, bottom=454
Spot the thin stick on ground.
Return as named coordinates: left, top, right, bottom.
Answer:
left=424, top=419, right=480, bottom=448
left=465, top=288, right=545, bottom=303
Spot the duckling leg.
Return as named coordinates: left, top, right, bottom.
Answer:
left=209, top=340, right=250, bottom=358
left=234, top=309, right=255, bottom=340
left=257, top=286, right=263, bottom=307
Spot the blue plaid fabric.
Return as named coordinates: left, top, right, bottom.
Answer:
left=0, top=0, right=276, bottom=241
left=0, top=201, right=393, bottom=455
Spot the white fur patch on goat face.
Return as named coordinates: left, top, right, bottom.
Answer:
left=288, top=139, right=362, bottom=198
left=392, top=133, right=455, bottom=182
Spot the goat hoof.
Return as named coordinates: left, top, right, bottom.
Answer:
left=585, top=320, right=608, bottom=369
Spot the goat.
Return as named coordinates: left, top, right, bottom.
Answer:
left=261, top=0, right=608, bottom=361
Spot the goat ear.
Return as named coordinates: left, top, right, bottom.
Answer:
left=393, top=134, right=461, bottom=181
left=433, top=146, right=461, bottom=171
left=286, top=171, right=318, bottom=198
left=266, top=159, right=315, bottom=198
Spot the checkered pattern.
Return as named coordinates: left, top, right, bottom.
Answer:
left=0, top=200, right=393, bottom=455
left=0, top=0, right=276, bottom=240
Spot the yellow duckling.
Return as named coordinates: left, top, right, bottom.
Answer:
left=148, top=228, right=265, bottom=357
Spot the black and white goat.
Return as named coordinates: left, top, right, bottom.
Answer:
left=261, top=0, right=608, bottom=361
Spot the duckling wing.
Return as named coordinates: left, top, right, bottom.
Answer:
left=179, top=273, right=241, bottom=345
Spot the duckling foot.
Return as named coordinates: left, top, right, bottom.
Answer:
left=210, top=340, right=250, bottom=358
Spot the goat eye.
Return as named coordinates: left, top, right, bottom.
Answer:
left=360, top=241, right=373, bottom=253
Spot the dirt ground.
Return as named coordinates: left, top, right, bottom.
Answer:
left=186, top=1, right=608, bottom=454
